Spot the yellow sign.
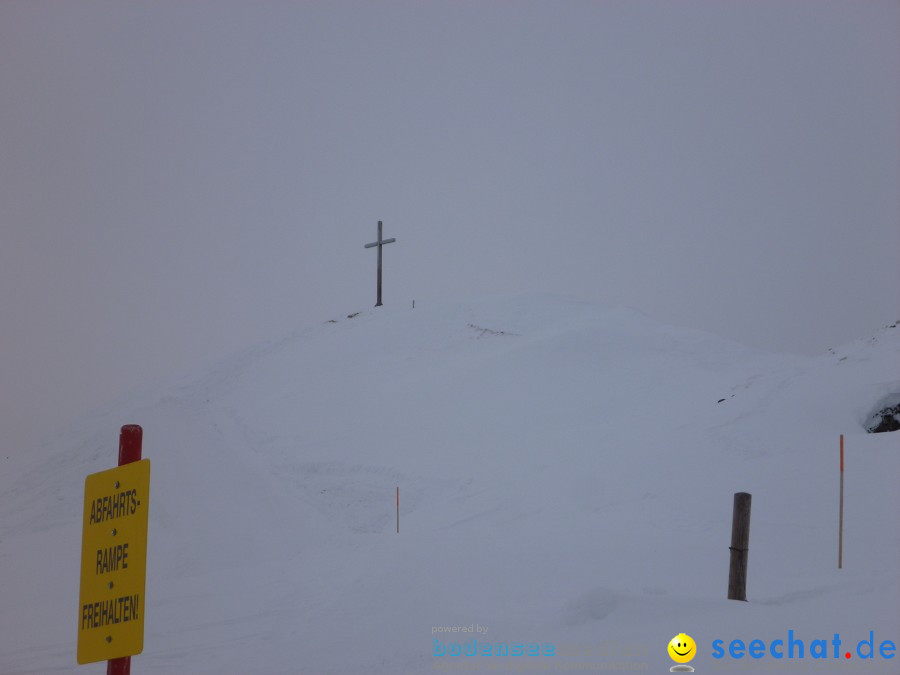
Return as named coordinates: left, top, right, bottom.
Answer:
left=77, top=459, right=151, bottom=664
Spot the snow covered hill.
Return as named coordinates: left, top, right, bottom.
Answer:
left=1, top=296, right=897, bottom=673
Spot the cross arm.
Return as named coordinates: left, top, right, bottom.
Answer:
left=364, top=238, right=396, bottom=248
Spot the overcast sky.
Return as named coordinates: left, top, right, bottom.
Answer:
left=2, top=1, right=898, bottom=456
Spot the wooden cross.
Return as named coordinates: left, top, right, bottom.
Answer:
left=364, top=220, right=396, bottom=307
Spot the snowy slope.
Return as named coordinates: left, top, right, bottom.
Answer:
left=1, top=296, right=897, bottom=674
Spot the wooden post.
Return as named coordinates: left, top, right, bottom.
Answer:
left=838, top=434, right=844, bottom=569
left=107, top=425, right=142, bottom=675
left=727, top=492, right=751, bottom=601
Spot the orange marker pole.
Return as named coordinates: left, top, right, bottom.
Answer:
left=838, top=434, right=844, bottom=569
left=396, top=487, right=400, bottom=534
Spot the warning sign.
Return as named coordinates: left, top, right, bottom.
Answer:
left=77, top=459, right=150, bottom=664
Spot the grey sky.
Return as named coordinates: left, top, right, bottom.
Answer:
left=2, top=1, right=898, bottom=455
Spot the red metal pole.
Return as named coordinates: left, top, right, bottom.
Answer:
left=108, top=425, right=142, bottom=675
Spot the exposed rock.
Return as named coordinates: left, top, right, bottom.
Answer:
left=866, top=395, right=900, bottom=433
left=869, top=405, right=900, bottom=433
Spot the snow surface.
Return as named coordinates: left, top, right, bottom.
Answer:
left=1, top=295, right=898, bottom=674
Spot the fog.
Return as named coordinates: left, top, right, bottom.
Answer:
left=1, top=0, right=897, bottom=455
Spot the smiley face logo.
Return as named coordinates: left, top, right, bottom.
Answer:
left=668, top=633, right=696, bottom=664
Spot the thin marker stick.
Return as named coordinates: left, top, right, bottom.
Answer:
left=839, top=434, right=844, bottom=569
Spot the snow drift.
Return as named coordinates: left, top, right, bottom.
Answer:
left=1, top=296, right=897, bottom=673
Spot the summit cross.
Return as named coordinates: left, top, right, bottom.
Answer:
left=364, top=220, right=396, bottom=307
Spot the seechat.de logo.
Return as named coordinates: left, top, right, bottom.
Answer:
left=711, top=630, right=895, bottom=661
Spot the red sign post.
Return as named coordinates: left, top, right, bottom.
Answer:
left=108, top=425, right=142, bottom=675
